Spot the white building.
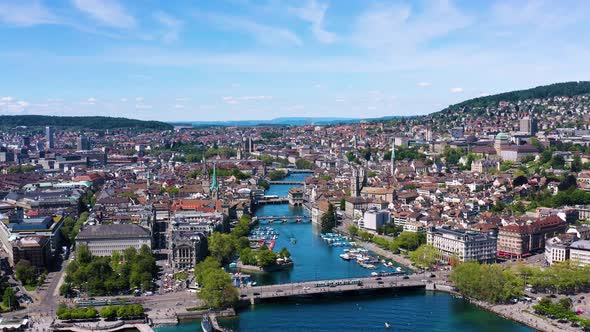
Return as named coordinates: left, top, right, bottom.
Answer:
left=544, top=236, right=570, bottom=265
left=570, top=240, right=590, bottom=267
left=427, top=227, right=497, bottom=263
left=360, top=209, right=391, bottom=231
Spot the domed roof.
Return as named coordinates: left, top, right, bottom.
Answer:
left=495, top=132, right=509, bottom=140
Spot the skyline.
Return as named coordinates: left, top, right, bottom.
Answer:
left=1, top=0, right=590, bottom=121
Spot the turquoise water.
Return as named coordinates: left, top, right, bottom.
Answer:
left=157, top=173, right=532, bottom=332
left=157, top=291, right=532, bottom=331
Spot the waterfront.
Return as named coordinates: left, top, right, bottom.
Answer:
left=157, top=173, right=532, bottom=331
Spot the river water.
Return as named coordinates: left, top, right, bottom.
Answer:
left=157, top=173, right=532, bottom=331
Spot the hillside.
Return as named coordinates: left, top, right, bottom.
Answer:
left=0, top=115, right=173, bottom=130
left=427, top=81, right=590, bottom=132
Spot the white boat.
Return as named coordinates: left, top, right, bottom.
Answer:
left=371, top=272, right=379, bottom=277
left=340, top=253, right=351, bottom=260
left=385, top=322, right=392, bottom=329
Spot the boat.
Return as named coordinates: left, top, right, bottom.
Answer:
left=385, top=322, right=392, bottom=329
left=201, top=315, right=213, bottom=332
left=340, top=253, right=351, bottom=260
left=371, top=272, right=378, bottom=277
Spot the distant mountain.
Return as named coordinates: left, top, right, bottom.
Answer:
left=0, top=115, right=173, bottom=130
left=174, top=115, right=408, bottom=127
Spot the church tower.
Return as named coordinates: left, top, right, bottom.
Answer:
left=210, top=163, right=219, bottom=200
left=351, top=167, right=360, bottom=197
left=390, top=140, right=396, bottom=176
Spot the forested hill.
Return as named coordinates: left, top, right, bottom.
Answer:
left=0, top=115, right=173, bottom=130
left=434, top=81, right=590, bottom=115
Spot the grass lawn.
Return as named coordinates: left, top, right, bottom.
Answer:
left=23, top=284, right=37, bottom=292
left=174, top=272, right=189, bottom=280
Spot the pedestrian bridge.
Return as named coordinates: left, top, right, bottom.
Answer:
left=256, top=197, right=289, bottom=204
left=239, top=275, right=429, bottom=304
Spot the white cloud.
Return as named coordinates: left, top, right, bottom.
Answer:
left=352, top=0, right=472, bottom=54
left=197, top=12, right=302, bottom=46
left=0, top=1, right=56, bottom=27
left=240, top=95, right=272, bottom=101
left=450, top=87, right=464, bottom=93
left=72, top=0, right=135, bottom=29
left=174, top=104, right=185, bottom=109
left=1, top=96, right=14, bottom=102
left=492, top=0, right=589, bottom=29
left=87, top=97, right=97, bottom=103
left=176, top=97, right=190, bottom=101
left=153, top=11, right=183, bottom=43
left=417, top=82, right=432, bottom=87
left=135, top=104, right=152, bottom=109
left=135, top=97, right=144, bottom=102
left=289, top=0, right=336, bottom=44
left=120, top=98, right=128, bottom=102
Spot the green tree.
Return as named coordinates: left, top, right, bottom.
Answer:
left=194, top=257, right=221, bottom=285
left=347, top=225, right=359, bottom=237
left=340, top=198, right=346, bottom=211
left=198, top=268, right=238, bottom=308
left=256, top=246, right=278, bottom=267
left=208, top=232, right=237, bottom=264
left=409, top=244, right=439, bottom=270
left=15, top=260, right=37, bottom=286
left=320, top=204, right=336, bottom=233
left=572, top=154, right=583, bottom=172
left=279, top=247, right=291, bottom=259
left=2, top=287, right=17, bottom=310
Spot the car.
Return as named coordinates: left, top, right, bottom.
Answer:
left=302, top=286, right=310, bottom=290
left=377, top=281, right=384, bottom=285
left=403, top=276, right=410, bottom=279
left=240, top=294, right=248, bottom=298
left=429, top=274, right=436, bottom=278
left=277, top=289, right=283, bottom=292
left=375, top=277, right=382, bottom=281
left=253, top=292, right=260, bottom=296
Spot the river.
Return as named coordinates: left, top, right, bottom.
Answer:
left=157, top=172, right=532, bottom=331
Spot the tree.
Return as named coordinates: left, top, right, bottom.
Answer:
left=198, top=268, right=238, bottom=308
left=194, top=257, right=221, bottom=285
left=15, top=260, right=37, bottom=286
left=100, top=306, right=118, bottom=320
left=450, top=261, right=523, bottom=304
left=551, top=155, right=565, bottom=169
left=348, top=225, right=359, bottom=237
left=572, top=154, right=583, bottom=172
left=2, top=287, right=17, bottom=310
left=340, top=198, right=346, bottom=211
left=295, top=159, right=314, bottom=169
left=320, top=204, right=336, bottom=233
left=208, top=232, right=236, bottom=264
left=256, top=247, right=278, bottom=267
left=279, top=247, right=291, bottom=259
left=512, top=175, right=528, bottom=187
left=409, top=244, right=439, bottom=270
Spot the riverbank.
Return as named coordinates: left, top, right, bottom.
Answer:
left=431, top=284, right=578, bottom=332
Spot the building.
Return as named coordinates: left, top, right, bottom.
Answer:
left=544, top=235, right=573, bottom=266
left=45, top=126, right=54, bottom=150
left=344, top=197, right=372, bottom=218
left=520, top=115, right=538, bottom=135
left=76, top=224, right=152, bottom=256
left=570, top=240, right=590, bottom=267
left=500, top=144, right=538, bottom=162
left=0, top=214, right=64, bottom=266
left=427, top=227, right=497, bottom=263
left=471, top=159, right=499, bottom=173
left=288, top=187, right=304, bottom=206
left=170, top=232, right=207, bottom=271
left=77, top=134, right=91, bottom=151
left=359, top=209, right=390, bottom=231
left=11, top=236, right=51, bottom=269
left=497, top=216, right=567, bottom=259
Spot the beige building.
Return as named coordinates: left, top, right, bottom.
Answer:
left=76, top=224, right=152, bottom=256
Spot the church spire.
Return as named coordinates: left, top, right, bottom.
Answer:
left=390, top=140, right=396, bottom=176
left=210, top=163, right=219, bottom=199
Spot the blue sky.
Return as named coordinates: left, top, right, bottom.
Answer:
left=0, top=0, right=589, bottom=122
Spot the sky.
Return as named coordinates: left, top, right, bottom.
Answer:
left=0, top=0, right=589, bottom=122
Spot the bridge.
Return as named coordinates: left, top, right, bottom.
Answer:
left=256, top=197, right=289, bottom=204
left=254, top=215, right=310, bottom=224
left=287, top=169, right=314, bottom=173
left=239, top=274, right=429, bottom=304
left=268, top=180, right=305, bottom=185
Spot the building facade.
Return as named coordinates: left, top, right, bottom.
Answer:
left=76, top=224, right=152, bottom=256
left=427, top=227, right=497, bottom=263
